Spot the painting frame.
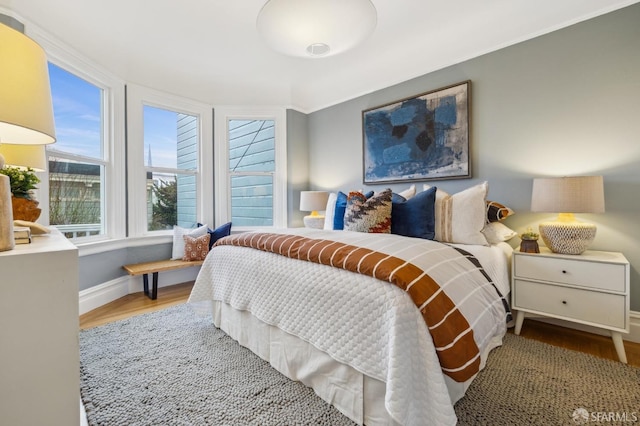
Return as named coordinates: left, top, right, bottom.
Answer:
left=362, top=80, right=471, bottom=184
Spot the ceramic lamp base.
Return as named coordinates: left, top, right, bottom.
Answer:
left=539, top=221, right=596, bottom=255
left=303, top=215, right=325, bottom=229
left=0, top=175, right=15, bottom=252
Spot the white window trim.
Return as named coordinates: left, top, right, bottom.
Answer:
left=126, top=84, right=214, bottom=237
left=25, top=18, right=127, bottom=244
left=214, top=107, right=288, bottom=230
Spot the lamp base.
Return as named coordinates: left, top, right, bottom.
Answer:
left=303, top=215, right=325, bottom=229
left=0, top=175, right=15, bottom=252
left=538, top=221, right=596, bottom=255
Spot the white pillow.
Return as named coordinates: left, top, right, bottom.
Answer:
left=397, top=184, right=416, bottom=200
left=323, top=192, right=337, bottom=230
left=481, top=222, right=518, bottom=244
left=424, top=182, right=489, bottom=245
left=171, top=224, right=209, bottom=260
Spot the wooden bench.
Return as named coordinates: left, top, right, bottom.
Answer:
left=123, top=259, right=204, bottom=300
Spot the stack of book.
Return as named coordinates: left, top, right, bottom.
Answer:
left=14, top=226, right=32, bottom=244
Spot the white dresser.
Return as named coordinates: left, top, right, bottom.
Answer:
left=0, top=230, right=79, bottom=425
left=511, top=248, right=630, bottom=363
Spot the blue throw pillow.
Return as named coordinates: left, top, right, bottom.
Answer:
left=333, top=190, right=374, bottom=230
left=391, top=187, right=436, bottom=240
left=198, top=222, right=232, bottom=249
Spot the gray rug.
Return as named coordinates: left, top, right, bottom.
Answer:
left=80, top=304, right=640, bottom=426
left=455, top=333, right=640, bottom=425
left=79, top=304, right=355, bottom=426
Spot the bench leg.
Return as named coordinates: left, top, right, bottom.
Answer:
left=142, top=272, right=159, bottom=300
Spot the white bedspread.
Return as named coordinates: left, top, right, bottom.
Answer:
left=189, top=229, right=509, bottom=425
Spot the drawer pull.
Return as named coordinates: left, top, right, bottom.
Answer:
left=562, top=300, right=568, bottom=305
left=562, top=270, right=567, bottom=274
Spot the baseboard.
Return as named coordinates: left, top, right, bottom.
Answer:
left=79, top=276, right=129, bottom=315
left=525, top=311, right=640, bottom=344
left=79, top=267, right=201, bottom=315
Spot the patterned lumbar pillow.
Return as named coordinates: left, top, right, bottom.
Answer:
left=344, top=189, right=392, bottom=233
left=182, top=233, right=211, bottom=261
left=485, top=200, right=515, bottom=223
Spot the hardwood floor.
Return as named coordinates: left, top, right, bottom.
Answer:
left=80, top=282, right=640, bottom=367
left=79, top=281, right=195, bottom=329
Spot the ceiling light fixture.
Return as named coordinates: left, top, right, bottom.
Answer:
left=256, top=0, right=377, bottom=58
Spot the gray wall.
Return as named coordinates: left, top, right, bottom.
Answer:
left=287, top=109, right=310, bottom=228
left=78, top=243, right=172, bottom=291
left=307, top=4, right=640, bottom=310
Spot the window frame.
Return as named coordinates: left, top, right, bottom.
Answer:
left=214, top=107, right=287, bottom=230
left=27, top=24, right=127, bottom=244
left=126, top=84, right=214, bottom=237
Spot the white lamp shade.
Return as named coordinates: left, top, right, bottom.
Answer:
left=531, top=176, right=605, bottom=214
left=256, top=0, right=377, bottom=58
left=300, top=191, right=329, bottom=212
left=0, top=23, right=56, bottom=145
left=0, top=143, right=47, bottom=171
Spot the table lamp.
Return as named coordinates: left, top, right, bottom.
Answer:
left=0, top=21, right=56, bottom=251
left=0, top=144, right=47, bottom=172
left=531, top=176, right=605, bottom=255
left=300, top=191, right=329, bottom=229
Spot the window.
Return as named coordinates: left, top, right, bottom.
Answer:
left=228, top=119, right=275, bottom=226
left=144, top=106, right=198, bottom=231
left=47, top=63, right=106, bottom=239
left=127, top=85, right=213, bottom=237
left=215, top=108, right=287, bottom=229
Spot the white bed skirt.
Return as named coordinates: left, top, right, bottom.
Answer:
left=209, top=300, right=401, bottom=426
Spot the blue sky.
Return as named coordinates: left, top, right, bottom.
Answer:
left=48, top=63, right=177, bottom=168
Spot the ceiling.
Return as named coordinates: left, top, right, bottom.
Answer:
left=2, top=0, right=638, bottom=113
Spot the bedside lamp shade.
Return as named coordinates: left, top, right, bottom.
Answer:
left=0, top=144, right=47, bottom=171
left=0, top=23, right=56, bottom=146
left=531, top=176, right=605, bottom=254
left=300, top=190, right=329, bottom=229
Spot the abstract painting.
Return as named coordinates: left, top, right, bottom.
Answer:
left=362, top=81, right=470, bottom=183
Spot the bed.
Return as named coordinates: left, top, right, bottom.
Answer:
left=188, top=227, right=512, bottom=426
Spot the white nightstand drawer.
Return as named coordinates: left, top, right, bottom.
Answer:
left=514, top=279, right=626, bottom=329
left=514, top=255, right=625, bottom=292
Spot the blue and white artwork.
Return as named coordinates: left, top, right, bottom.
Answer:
left=362, top=81, right=470, bottom=183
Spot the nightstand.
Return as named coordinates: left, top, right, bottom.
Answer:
left=511, top=248, right=630, bottom=363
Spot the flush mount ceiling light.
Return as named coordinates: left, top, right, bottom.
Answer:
left=256, top=0, right=377, bottom=58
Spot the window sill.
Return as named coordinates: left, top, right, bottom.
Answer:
left=76, top=234, right=172, bottom=257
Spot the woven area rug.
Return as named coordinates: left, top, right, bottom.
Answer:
left=455, top=333, right=640, bottom=425
left=80, top=304, right=640, bottom=425
left=80, top=304, right=355, bottom=426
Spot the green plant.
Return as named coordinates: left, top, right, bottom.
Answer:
left=520, top=227, right=539, bottom=240
left=0, top=166, right=40, bottom=200
left=149, top=178, right=177, bottom=231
